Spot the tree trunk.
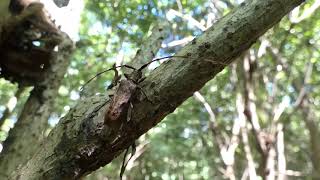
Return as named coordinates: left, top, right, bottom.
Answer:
left=0, top=1, right=75, bottom=178
left=0, top=33, right=74, bottom=178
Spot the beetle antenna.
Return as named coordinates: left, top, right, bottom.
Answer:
left=81, top=64, right=136, bottom=91
left=138, top=55, right=187, bottom=71
left=81, top=55, right=187, bottom=91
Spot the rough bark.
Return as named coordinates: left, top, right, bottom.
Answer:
left=10, top=0, right=304, bottom=179
left=0, top=33, right=74, bottom=179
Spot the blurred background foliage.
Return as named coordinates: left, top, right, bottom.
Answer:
left=1, top=0, right=320, bottom=179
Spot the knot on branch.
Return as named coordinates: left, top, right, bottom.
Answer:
left=0, top=2, right=63, bottom=86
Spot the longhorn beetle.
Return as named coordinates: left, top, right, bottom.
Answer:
left=82, top=56, right=187, bottom=121
left=81, top=55, right=186, bottom=179
left=81, top=55, right=186, bottom=91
